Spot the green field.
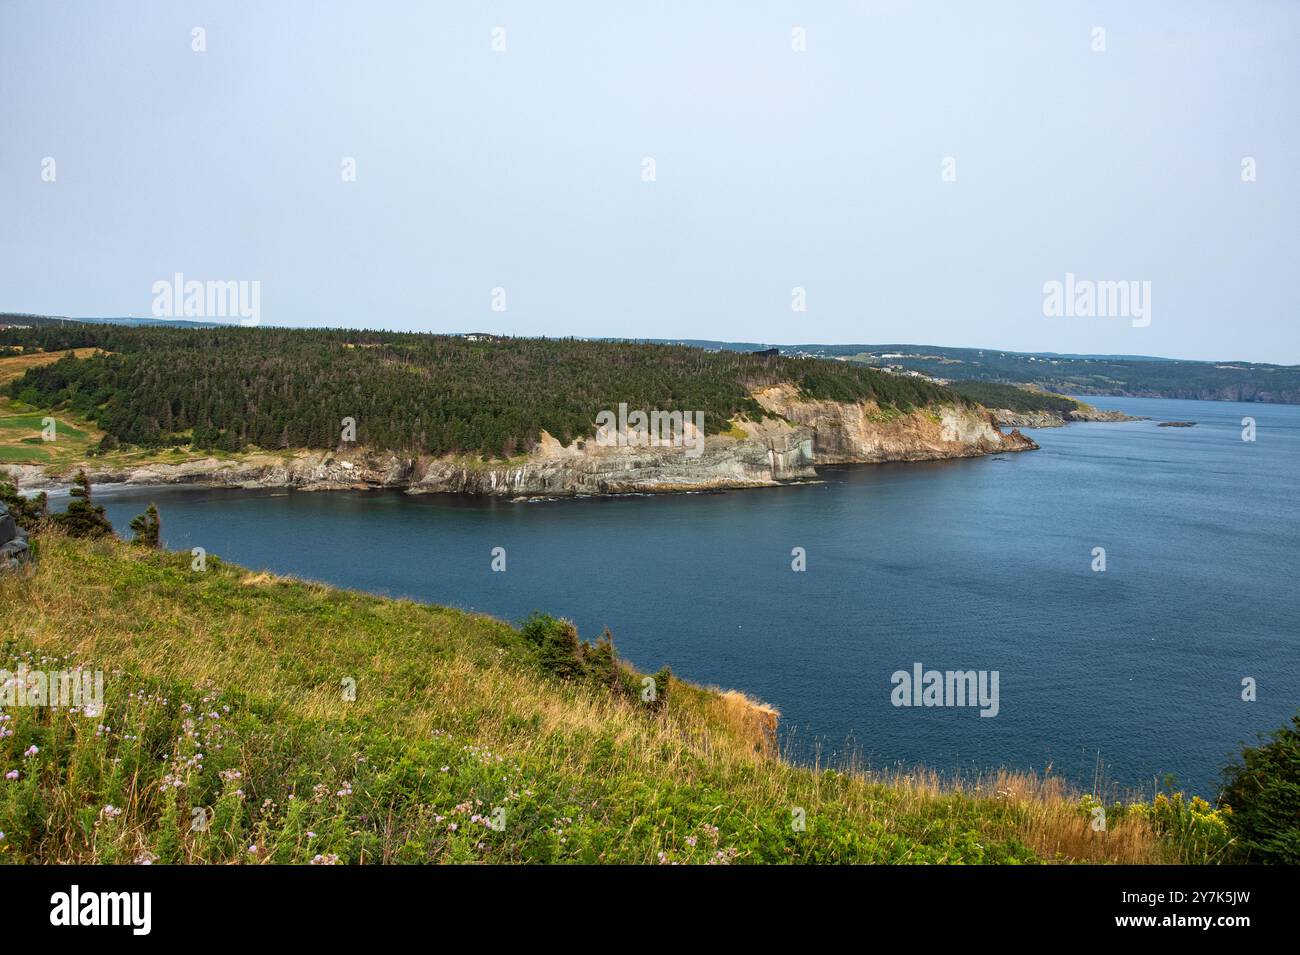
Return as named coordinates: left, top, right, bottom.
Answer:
left=0, top=412, right=89, bottom=440
left=0, top=402, right=97, bottom=468
left=0, top=445, right=50, bottom=462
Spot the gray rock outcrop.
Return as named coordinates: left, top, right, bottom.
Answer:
left=0, top=502, right=31, bottom=571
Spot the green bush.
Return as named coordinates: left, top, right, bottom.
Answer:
left=1220, top=713, right=1300, bottom=863
left=518, top=613, right=655, bottom=706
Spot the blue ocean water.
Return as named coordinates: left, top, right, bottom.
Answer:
left=87, top=397, right=1299, bottom=797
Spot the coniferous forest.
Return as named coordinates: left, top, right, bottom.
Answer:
left=1, top=324, right=965, bottom=458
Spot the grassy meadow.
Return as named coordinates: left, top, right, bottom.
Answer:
left=0, top=532, right=1235, bottom=865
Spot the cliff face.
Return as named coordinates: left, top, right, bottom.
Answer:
left=408, top=417, right=816, bottom=495
left=751, top=384, right=1036, bottom=464
left=9, top=387, right=1035, bottom=496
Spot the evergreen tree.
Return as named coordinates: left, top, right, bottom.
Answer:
left=50, top=470, right=114, bottom=539
left=128, top=503, right=161, bottom=548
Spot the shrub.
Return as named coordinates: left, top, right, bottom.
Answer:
left=517, top=614, right=661, bottom=707
left=1220, top=713, right=1300, bottom=863
left=128, top=504, right=161, bottom=548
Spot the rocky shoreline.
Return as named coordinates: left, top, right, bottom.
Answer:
left=8, top=394, right=1037, bottom=497
left=989, top=406, right=1142, bottom=429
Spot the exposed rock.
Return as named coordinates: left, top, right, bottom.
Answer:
left=1068, top=406, right=1142, bottom=423
left=751, top=384, right=1037, bottom=463
left=409, top=415, right=817, bottom=495
left=990, top=405, right=1141, bottom=429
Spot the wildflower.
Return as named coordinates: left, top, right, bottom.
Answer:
left=23, top=745, right=38, bottom=758
left=101, top=805, right=123, bottom=819
left=4, top=771, right=18, bottom=781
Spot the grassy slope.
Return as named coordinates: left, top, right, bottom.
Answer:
left=0, top=535, right=1230, bottom=864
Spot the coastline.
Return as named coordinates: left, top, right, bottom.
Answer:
left=8, top=398, right=1038, bottom=497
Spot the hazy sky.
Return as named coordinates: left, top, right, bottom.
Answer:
left=2, top=1, right=1296, bottom=361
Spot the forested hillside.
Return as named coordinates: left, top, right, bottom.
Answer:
left=947, top=381, right=1081, bottom=414
left=0, top=325, right=964, bottom=458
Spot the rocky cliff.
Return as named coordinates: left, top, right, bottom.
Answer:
left=751, top=384, right=1036, bottom=463
left=8, top=389, right=1035, bottom=496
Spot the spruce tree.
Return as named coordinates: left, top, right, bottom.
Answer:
left=128, top=503, right=161, bottom=548
left=50, top=470, right=114, bottom=539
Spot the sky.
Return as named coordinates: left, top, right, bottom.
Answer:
left=1, top=0, right=1296, bottom=362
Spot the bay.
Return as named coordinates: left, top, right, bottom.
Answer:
left=85, top=397, right=1299, bottom=797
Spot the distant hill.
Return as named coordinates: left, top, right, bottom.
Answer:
left=636, top=341, right=1300, bottom=405
left=8, top=315, right=1296, bottom=404
left=0, top=313, right=226, bottom=330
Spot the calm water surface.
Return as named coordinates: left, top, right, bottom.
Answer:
left=87, top=397, right=1299, bottom=796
